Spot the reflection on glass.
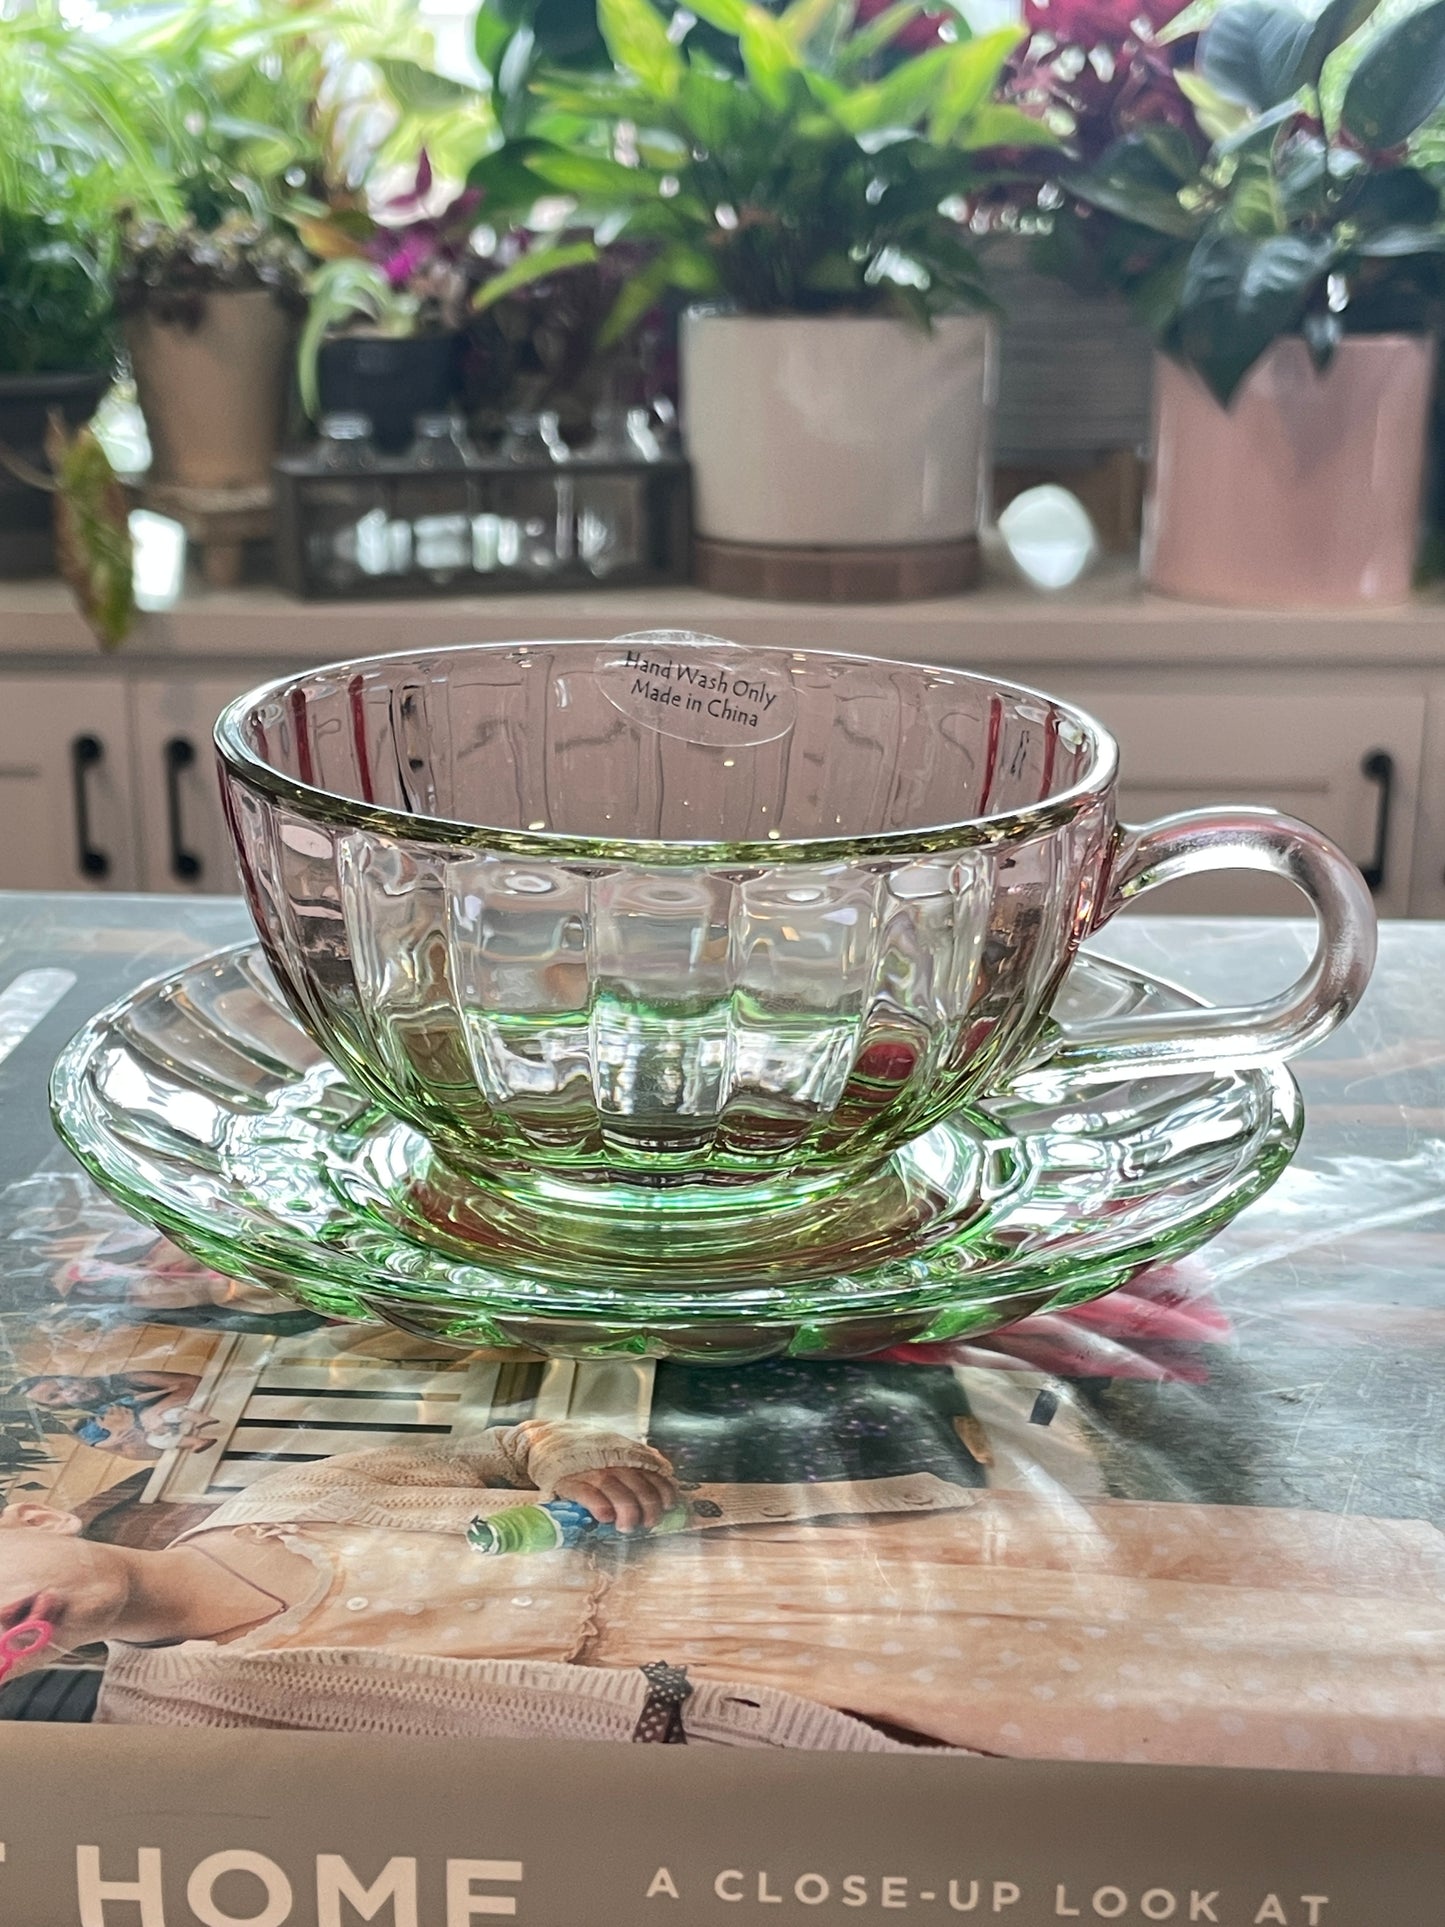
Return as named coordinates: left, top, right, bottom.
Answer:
left=403, top=413, right=476, bottom=586
left=570, top=405, right=657, bottom=580
left=299, top=413, right=382, bottom=595
left=498, top=411, right=567, bottom=577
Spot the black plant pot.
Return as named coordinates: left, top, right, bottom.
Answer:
left=316, top=333, right=460, bottom=455
left=0, top=370, right=111, bottom=578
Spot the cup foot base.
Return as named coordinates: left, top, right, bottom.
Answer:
left=380, top=1124, right=1018, bottom=1290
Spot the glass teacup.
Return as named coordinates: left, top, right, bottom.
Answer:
left=216, top=637, right=1374, bottom=1235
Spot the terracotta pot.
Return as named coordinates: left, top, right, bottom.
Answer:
left=1144, top=336, right=1434, bottom=608
left=126, top=289, right=295, bottom=490
left=0, top=369, right=110, bottom=578
left=680, top=310, right=996, bottom=547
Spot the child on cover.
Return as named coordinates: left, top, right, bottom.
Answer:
left=12, top=1372, right=217, bottom=1460
left=1, top=1415, right=1442, bottom=1771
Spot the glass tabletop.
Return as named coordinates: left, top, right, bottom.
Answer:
left=0, top=893, right=1439, bottom=1771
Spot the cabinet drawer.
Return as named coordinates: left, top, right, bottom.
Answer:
left=0, top=677, right=138, bottom=892
left=130, top=674, right=261, bottom=895
left=1052, top=686, right=1423, bottom=918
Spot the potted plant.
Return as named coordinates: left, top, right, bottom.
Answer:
left=979, top=0, right=1197, bottom=534
left=467, top=233, right=671, bottom=444
left=1037, top=0, right=1445, bottom=607
left=0, top=11, right=142, bottom=576
left=297, top=165, right=479, bottom=453
left=118, top=213, right=308, bottom=492
left=99, top=0, right=339, bottom=494
left=483, top=0, right=1056, bottom=599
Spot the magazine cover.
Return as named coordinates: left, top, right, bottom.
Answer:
left=0, top=901, right=1441, bottom=1920
left=3, top=1158, right=1440, bottom=1772
left=0, top=901, right=1441, bottom=1788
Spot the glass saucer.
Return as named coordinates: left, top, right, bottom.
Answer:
left=51, top=944, right=1301, bottom=1362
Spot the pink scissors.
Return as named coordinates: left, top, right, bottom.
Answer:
left=0, top=1617, right=54, bottom=1683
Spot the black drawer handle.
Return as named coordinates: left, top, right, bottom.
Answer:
left=1360, top=749, right=1393, bottom=895
left=70, top=734, right=110, bottom=880
left=163, top=736, right=203, bottom=882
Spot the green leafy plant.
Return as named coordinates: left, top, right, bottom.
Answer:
left=0, top=210, right=114, bottom=378
left=116, top=212, right=309, bottom=327
left=469, top=0, right=1056, bottom=332
left=47, top=417, right=136, bottom=652
left=465, top=234, right=669, bottom=434
left=0, top=3, right=173, bottom=374
left=294, top=162, right=485, bottom=416
left=1051, top=0, right=1445, bottom=402
left=0, top=417, right=136, bottom=648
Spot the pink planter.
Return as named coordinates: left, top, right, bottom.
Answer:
left=1143, top=335, right=1435, bottom=608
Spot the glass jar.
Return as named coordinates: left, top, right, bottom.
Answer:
left=400, top=412, right=477, bottom=586
left=496, top=411, right=568, bottom=577
left=570, top=404, right=655, bottom=579
left=300, top=414, right=385, bottom=596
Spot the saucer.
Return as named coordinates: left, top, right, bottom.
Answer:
left=51, top=944, right=1301, bottom=1361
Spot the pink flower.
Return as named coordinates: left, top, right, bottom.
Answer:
left=368, top=180, right=484, bottom=292
left=1023, top=0, right=1189, bottom=46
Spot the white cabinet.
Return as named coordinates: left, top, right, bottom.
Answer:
left=1050, top=681, right=1424, bottom=919
left=130, top=674, right=258, bottom=895
left=0, top=636, right=1434, bottom=918
left=0, top=677, right=140, bottom=891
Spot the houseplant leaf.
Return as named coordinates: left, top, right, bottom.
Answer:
left=1296, top=0, right=1381, bottom=88
left=955, top=100, right=1060, bottom=151
left=929, top=29, right=1023, bottom=145
left=1353, top=224, right=1445, bottom=255
left=1274, top=132, right=1328, bottom=222
left=739, top=5, right=801, bottom=111
left=1211, top=96, right=1302, bottom=159
left=835, top=2, right=931, bottom=68
left=598, top=0, right=685, bottom=99
left=1200, top=2, right=1316, bottom=111
left=376, top=59, right=479, bottom=113
left=1344, top=167, right=1441, bottom=227
left=1069, top=134, right=1201, bottom=237
left=474, top=6, right=517, bottom=83
left=524, top=151, right=659, bottom=200
left=830, top=47, right=952, bottom=133
left=683, top=0, right=751, bottom=33
left=1341, top=0, right=1445, bottom=149
left=44, top=416, right=134, bottom=653
left=780, top=0, right=851, bottom=54
left=601, top=239, right=720, bottom=340
left=1176, top=71, right=1251, bottom=143
left=1177, top=227, right=1336, bottom=402
left=472, top=239, right=602, bottom=310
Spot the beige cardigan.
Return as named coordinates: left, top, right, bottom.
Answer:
left=98, top=1424, right=971, bottom=1749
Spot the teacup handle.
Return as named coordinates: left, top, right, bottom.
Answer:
left=1034, top=807, right=1377, bottom=1080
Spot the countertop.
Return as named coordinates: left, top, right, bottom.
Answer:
left=5, top=562, right=1445, bottom=669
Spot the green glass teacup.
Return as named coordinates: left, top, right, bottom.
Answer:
left=216, top=637, right=1374, bottom=1215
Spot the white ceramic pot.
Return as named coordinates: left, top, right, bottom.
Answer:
left=127, top=288, right=295, bottom=491
left=1144, top=336, right=1434, bottom=608
left=680, top=310, right=996, bottom=547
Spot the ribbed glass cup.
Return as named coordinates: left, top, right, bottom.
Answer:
left=215, top=637, right=1373, bottom=1241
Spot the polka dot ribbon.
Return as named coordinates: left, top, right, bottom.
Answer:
left=632, top=1661, right=693, bottom=1744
